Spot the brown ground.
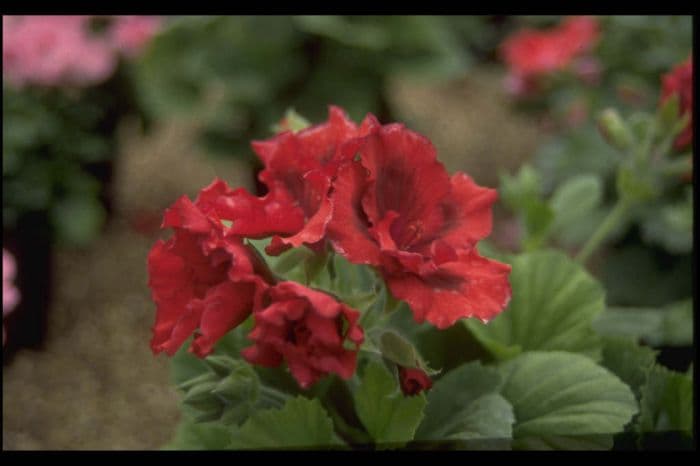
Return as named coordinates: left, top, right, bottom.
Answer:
left=2, top=70, right=542, bottom=450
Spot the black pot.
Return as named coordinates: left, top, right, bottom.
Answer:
left=3, top=211, right=53, bottom=364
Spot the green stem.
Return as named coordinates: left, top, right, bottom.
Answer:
left=575, top=200, right=630, bottom=265
left=661, top=156, right=693, bottom=178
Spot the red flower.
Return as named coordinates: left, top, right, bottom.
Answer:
left=501, top=16, right=599, bottom=80
left=147, top=179, right=271, bottom=357
left=217, top=106, right=364, bottom=256
left=242, top=281, right=364, bottom=389
left=398, top=367, right=433, bottom=396
left=328, top=116, right=512, bottom=329
left=661, top=57, right=693, bottom=149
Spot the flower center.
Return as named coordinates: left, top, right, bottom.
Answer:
left=400, top=221, right=424, bottom=249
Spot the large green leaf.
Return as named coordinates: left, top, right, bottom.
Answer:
left=593, top=299, right=693, bottom=347
left=415, top=361, right=513, bottom=449
left=465, top=250, right=605, bottom=361
left=602, top=245, right=692, bottom=307
left=354, top=361, right=426, bottom=448
left=549, top=174, right=603, bottom=244
left=164, top=421, right=232, bottom=450
left=638, top=364, right=693, bottom=436
left=228, top=396, right=342, bottom=449
left=500, top=352, right=638, bottom=450
left=600, top=336, right=658, bottom=400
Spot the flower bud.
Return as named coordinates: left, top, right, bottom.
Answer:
left=597, top=109, right=633, bottom=151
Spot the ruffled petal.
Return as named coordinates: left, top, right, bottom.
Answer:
left=358, top=123, right=450, bottom=248
left=386, top=248, right=512, bottom=329
left=190, top=281, right=257, bottom=357
left=216, top=186, right=305, bottom=238
left=162, top=195, right=212, bottom=233
left=264, top=170, right=334, bottom=255
left=148, top=240, right=198, bottom=355
left=429, top=172, right=498, bottom=251
left=242, top=281, right=363, bottom=389
left=327, top=161, right=382, bottom=265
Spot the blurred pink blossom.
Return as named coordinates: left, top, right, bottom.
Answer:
left=3, top=15, right=116, bottom=88
left=110, top=15, right=162, bottom=58
left=572, top=56, right=602, bottom=86
left=3, top=249, right=20, bottom=346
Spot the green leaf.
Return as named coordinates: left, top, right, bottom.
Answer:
left=640, top=189, right=693, bottom=254
left=293, top=16, right=389, bottom=51
left=638, top=364, right=693, bottom=435
left=171, top=338, right=211, bottom=387
left=600, top=336, right=658, bottom=400
left=593, top=299, right=693, bottom=347
left=415, top=361, right=513, bottom=449
left=465, top=250, right=605, bottom=361
left=228, top=396, right=342, bottom=449
left=270, top=108, right=311, bottom=133
left=549, top=174, right=603, bottom=236
left=601, top=245, right=692, bottom=307
left=354, top=360, right=426, bottom=448
left=51, top=195, right=106, bottom=247
left=164, top=420, right=232, bottom=450
left=500, top=352, right=639, bottom=450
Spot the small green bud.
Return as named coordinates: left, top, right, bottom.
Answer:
left=177, top=371, right=217, bottom=392
left=205, top=354, right=240, bottom=376
left=598, top=109, right=633, bottom=151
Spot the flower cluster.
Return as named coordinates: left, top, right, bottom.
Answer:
left=3, top=249, right=20, bottom=346
left=147, top=107, right=512, bottom=389
left=3, top=15, right=161, bottom=88
left=501, top=16, right=600, bottom=96
left=660, top=57, right=693, bottom=150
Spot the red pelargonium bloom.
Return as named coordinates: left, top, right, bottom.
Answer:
left=216, top=106, right=364, bottom=256
left=501, top=16, right=599, bottom=79
left=398, top=367, right=433, bottom=396
left=148, top=179, right=272, bottom=357
left=661, top=57, right=693, bottom=149
left=242, top=281, right=364, bottom=389
left=328, top=116, right=512, bottom=329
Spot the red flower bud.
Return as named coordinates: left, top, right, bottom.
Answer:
left=398, top=366, right=433, bottom=396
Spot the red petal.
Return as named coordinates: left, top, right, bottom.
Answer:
left=217, top=186, right=305, bottom=238
left=148, top=240, right=198, bottom=355
left=162, top=195, right=212, bottom=233
left=264, top=170, right=334, bottom=255
left=431, top=173, right=498, bottom=250
left=190, top=281, right=257, bottom=357
left=359, top=124, right=450, bottom=248
left=327, top=161, right=382, bottom=265
left=386, top=249, right=512, bottom=329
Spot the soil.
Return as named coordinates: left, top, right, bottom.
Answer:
left=2, top=71, right=543, bottom=450
left=2, top=117, right=252, bottom=450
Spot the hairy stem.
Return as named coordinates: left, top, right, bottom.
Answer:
left=575, top=200, right=630, bottom=265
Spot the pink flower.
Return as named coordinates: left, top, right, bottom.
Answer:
left=109, top=16, right=162, bottom=58
left=3, top=15, right=116, bottom=88
left=3, top=249, right=21, bottom=345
